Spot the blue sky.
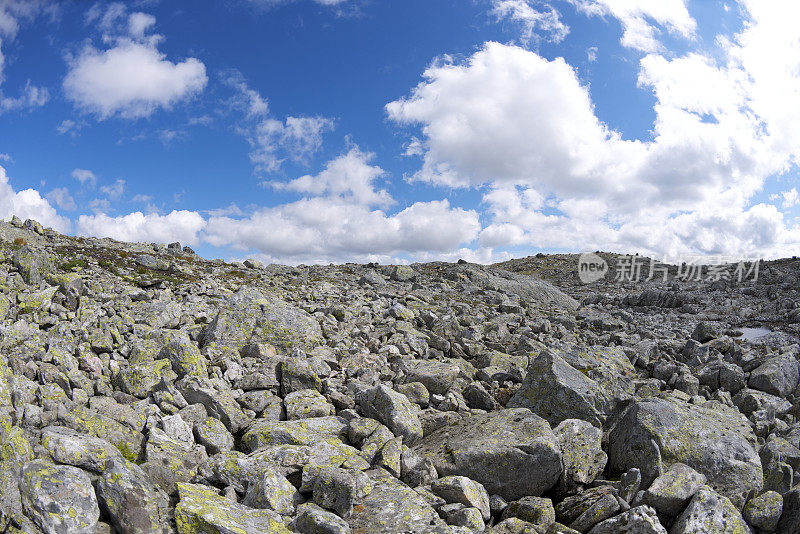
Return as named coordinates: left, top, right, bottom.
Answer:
left=0, top=0, right=798, bottom=264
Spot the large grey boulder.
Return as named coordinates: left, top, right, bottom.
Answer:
left=41, top=426, right=124, bottom=474
left=554, top=419, right=607, bottom=493
left=508, top=347, right=635, bottom=427
left=670, top=486, right=750, bottom=534
left=748, top=353, right=800, bottom=397
left=96, top=458, right=164, bottom=534
left=201, top=288, right=322, bottom=361
left=19, top=460, right=100, bottom=534
left=12, top=246, right=53, bottom=285
left=400, top=360, right=461, bottom=395
left=174, top=482, right=290, bottom=533
left=359, top=384, right=423, bottom=445
left=607, top=396, right=762, bottom=508
left=642, top=463, right=706, bottom=517
left=413, top=408, right=562, bottom=500
left=346, top=468, right=449, bottom=533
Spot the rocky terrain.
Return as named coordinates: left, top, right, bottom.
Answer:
left=1, top=216, right=800, bottom=533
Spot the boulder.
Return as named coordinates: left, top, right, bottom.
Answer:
left=413, top=408, right=562, bottom=500
left=671, top=486, right=750, bottom=534
left=359, top=384, right=423, bottom=445
left=607, top=396, right=762, bottom=508
left=509, top=347, right=635, bottom=427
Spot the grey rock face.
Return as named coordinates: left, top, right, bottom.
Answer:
left=174, top=482, right=289, bottom=533
left=748, top=352, right=800, bottom=397
left=19, top=460, right=100, bottom=534
left=670, top=486, right=750, bottom=534
left=607, top=396, right=762, bottom=508
left=554, top=419, right=607, bottom=492
left=358, top=384, right=423, bottom=445
left=346, top=469, right=449, bottom=533
left=413, top=408, right=562, bottom=500
left=642, top=462, right=706, bottom=517
left=508, top=347, right=635, bottom=427
left=96, top=458, right=164, bottom=534
left=588, top=505, right=666, bottom=534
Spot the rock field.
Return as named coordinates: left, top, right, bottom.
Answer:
left=1, top=215, right=800, bottom=533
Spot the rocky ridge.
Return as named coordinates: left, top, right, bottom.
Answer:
left=0, top=216, right=799, bottom=533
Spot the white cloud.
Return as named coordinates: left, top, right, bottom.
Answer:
left=203, top=198, right=480, bottom=263
left=100, top=179, right=125, bottom=200
left=771, top=188, right=800, bottom=209
left=586, top=46, right=598, bottom=62
left=226, top=74, right=334, bottom=174
left=0, top=165, right=69, bottom=231
left=0, top=153, right=11, bottom=162
left=271, top=147, right=392, bottom=207
left=491, top=0, right=569, bottom=44
left=568, top=0, right=696, bottom=53
left=63, top=5, right=207, bottom=119
left=71, top=168, right=97, bottom=187
left=387, top=6, right=800, bottom=261
left=46, top=187, right=76, bottom=211
left=77, top=210, right=206, bottom=246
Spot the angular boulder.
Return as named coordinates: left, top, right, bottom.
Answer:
left=607, top=396, right=762, bottom=508
left=413, top=408, right=562, bottom=500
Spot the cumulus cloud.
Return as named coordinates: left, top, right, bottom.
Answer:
left=491, top=0, right=569, bottom=45
left=46, top=187, right=76, bottom=211
left=771, top=188, right=800, bottom=209
left=77, top=210, right=206, bottom=246
left=387, top=0, right=800, bottom=261
left=225, top=73, right=334, bottom=174
left=100, top=179, right=125, bottom=200
left=63, top=4, right=207, bottom=119
left=0, top=165, right=70, bottom=231
left=203, top=198, right=480, bottom=263
left=71, top=168, right=97, bottom=187
left=271, top=147, right=392, bottom=207
left=568, top=0, right=696, bottom=52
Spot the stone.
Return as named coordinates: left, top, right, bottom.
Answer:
left=742, top=490, right=782, bottom=532
left=114, top=359, right=176, bottom=398
left=446, top=506, right=485, bottom=530
left=193, top=417, right=234, bottom=455
left=431, top=476, right=491, bottom=520
left=41, top=426, right=124, bottom=474
left=142, top=428, right=208, bottom=495
left=691, top=322, right=720, bottom=343
left=285, top=389, right=335, bottom=420
left=13, top=246, right=53, bottom=285
left=501, top=496, right=556, bottom=530
left=57, top=406, right=145, bottom=463
left=748, top=353, right=800, bottom=397
left=159, top=331, right=208, bottom=378
left=281, top=357, right=322, bottom=395
left=243, top=466, right=302, bottom=515
left=508, top=347, right=634, bottom=427
left=777, top=487, right=800, bottom=534
left=96, top=458, right=164, bottom=534
left=607, top=396, right=762, bottom=508
left=19, top=459, right=100, bottom=534
left=554, top=419, right=607, bottom=492
left=358, top=384, right=423, bottom=445
left=178, top=376, right=249, bottom=433
left=401, top=359, right=460, bottom=395
left=346, top=469, right=449, bottom=533
left=174, top=482, right=290, bottom=534
left=587, top=505, right=666, bottom=534
left=242, top=416, right=348, bottom=452
left=568, top=493, right=620, bottom=533
left=293, top=506, right=352, bottom=534
left=643, top=463, right=706, bottom=517
left=671, top=486, right=750, bottom=534
left=312, top=466, right=371, bottom=517
left=413, top=408, right=562, bottom=501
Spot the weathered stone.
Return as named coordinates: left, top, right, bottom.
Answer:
left=193, top=417, right=234, bottom=455
left=554, top=419, right=607, bottom=492
left=587, top=505, right=666, bottom=534
left=359, top=384, right=423, bottom=445
left=293, top=506, right=352, bottom=534
left=508, top=347, right=634, bottom=427
left=742, top=490, right=782, bottom=532
left=159, top=331, right=207, bottom=378
left=96, top=458, right=164, bottom=534
left=285, top=389, right=335, bottom=420
left=607, top=396, right=762, bottom=508
left=243, top=466, right=302, bottom=515
left=242, top=416, right=348, bottom=452
left=643, top=463, right=706, bottom=517
left=501, top=496, right=555, bottom=530
left=178, top=376, right=249, bottom=433
left=748, top=353, right=800, bottom=397
left=19, top=459, right=100, bottom=534
left=41, top=426, right=123, bottom=474
left=413, top=408, right=562, bottom=500
left=431, top=476, right=491, bottom=520
left=346, top=468, right=449, bottom=533
left=174, top=482, right=290, bottom=534
left=401, top=360, right=461, bottom=395
left=671, top=486, right=750, bottom=534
